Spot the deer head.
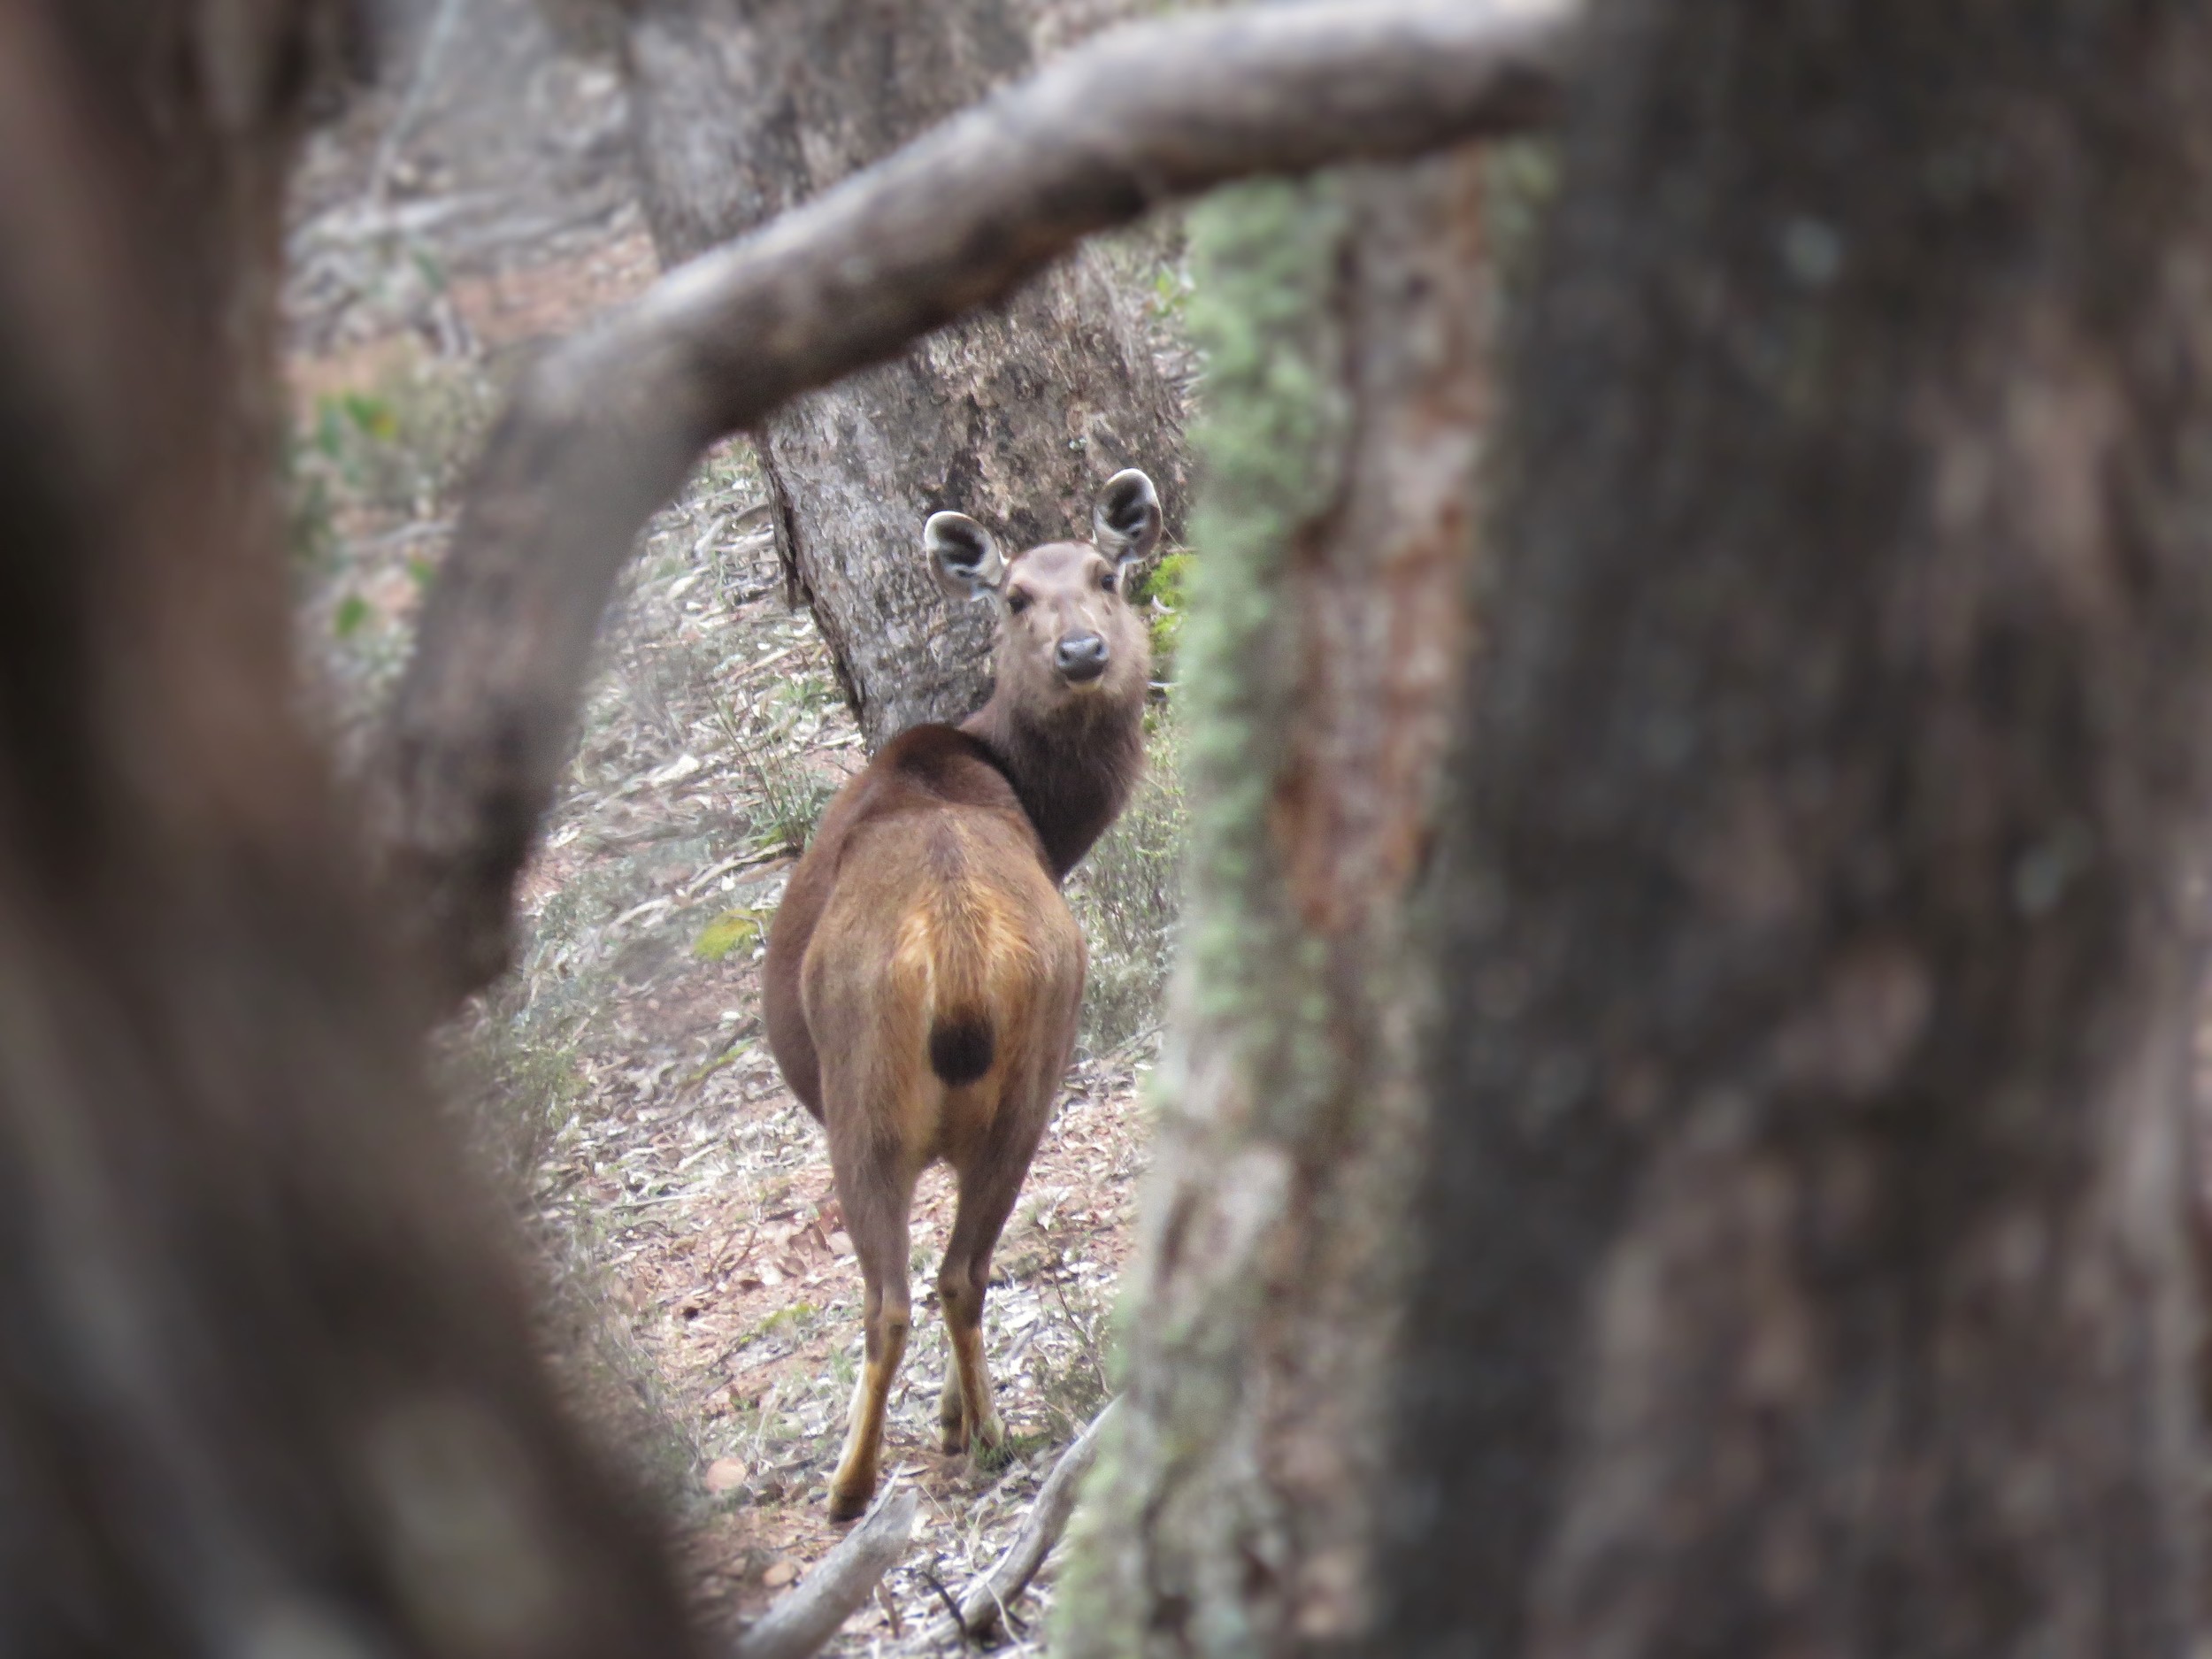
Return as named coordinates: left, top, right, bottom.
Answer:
left=926, top=469, right=1161, bottom=720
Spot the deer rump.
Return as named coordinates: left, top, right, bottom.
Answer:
left=808, top=812, right=1080, bottom=1128
left=791, top=787, right=1083, bottom=1163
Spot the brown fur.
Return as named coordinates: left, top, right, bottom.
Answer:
left=763, top=474, right=1159, bottom=1519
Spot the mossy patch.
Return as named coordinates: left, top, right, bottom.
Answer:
left=1134, top=546, right=1195, bottom=668
left=692, top=906, right=767, bottom=962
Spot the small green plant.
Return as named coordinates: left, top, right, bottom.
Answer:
left=766, top=671, right=840, bottom=719
left=294, top=346, right=497, bottom=525
left=431, top=996, right=588, bottom=1200
left=332, top=592, right=373, bottom=641
left=1032, top=1281, right=1113, bottom=1440
left=1145, top=262, right=1196, bottom=325
left=1067, top=706, right=1188, bottom=1049
left=744, top=751, right=834, bottom=856
left=752, top=1301, right=822, bottom=1342
left=693, top=907, right=767, bottom=962
left=1134, top=547, right=1194, bottom=672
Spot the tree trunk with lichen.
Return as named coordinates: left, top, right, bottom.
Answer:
left=1057, top=150, right=1493, bottom=1659
left=618, top=0, right=1189, bottom=747
left=1384, top=2, right=2212, bottom=1654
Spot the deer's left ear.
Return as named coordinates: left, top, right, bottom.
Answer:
left=1092, top=469, right=1162, bottom=567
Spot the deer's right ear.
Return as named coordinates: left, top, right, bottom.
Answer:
left=926, top=512, right=1004, bottom=601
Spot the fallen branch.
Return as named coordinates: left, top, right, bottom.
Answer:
left=734, top=1486, right=918, bottom=1659
left=933, top=1399, right=1123, bottom=1645
left=369, top=0, right=1578, bottom=1009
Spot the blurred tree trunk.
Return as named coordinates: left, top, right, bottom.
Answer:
left=0, top=4, right=695, bottom=1649
left=1387, top=2, right=2212, bottom=1655
left=1056, top=150, right=1493, bottom=1657
left=619, top=0, right=1190, bottom=746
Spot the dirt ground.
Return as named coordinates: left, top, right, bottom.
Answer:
left=286, top=4, right=1188, bottom=1651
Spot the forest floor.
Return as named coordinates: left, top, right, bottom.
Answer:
left=285, top=3, right=1189, bottom=1651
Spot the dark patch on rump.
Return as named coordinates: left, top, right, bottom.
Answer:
left=929, top=1011, right=996, bottom=1086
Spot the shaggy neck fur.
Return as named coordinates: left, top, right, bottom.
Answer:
left=962, top=689, right=1146, bottom=884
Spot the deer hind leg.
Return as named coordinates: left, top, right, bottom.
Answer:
left=827, top=1137, right=916, bottom=1523
left=937, top=1116, right=1048, bottom=1466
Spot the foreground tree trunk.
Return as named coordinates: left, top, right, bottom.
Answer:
left=1057, top=151, right=1491, bottom=1656
left=1387, top=2, right=2212, bottom=1652
left=620, top=0, right=1189, bottom=745
left=0, top=4, right=695, bottom=1647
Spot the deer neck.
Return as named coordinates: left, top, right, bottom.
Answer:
left=962, top=690, right=1144, bottom=884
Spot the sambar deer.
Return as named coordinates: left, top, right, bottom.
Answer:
left=764, top=470, right=1162, bottom=1521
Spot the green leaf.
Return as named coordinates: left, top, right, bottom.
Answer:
left=1134, top=547, right=1193, bottom=609
left=333, top=594, right=372, bottom=639
left=693, top=907, right=767, bottom=962
left=343, top=392, right=400, bottom=443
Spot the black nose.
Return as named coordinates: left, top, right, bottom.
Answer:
left=1056, top=632, right=1109, bottom=682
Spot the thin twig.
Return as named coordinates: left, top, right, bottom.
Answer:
left=919, top=1563, right=973, bottom=1647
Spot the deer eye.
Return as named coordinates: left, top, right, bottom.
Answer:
left=1006, top=589, right=1033, bottom=615
left=1098, top=569, right=1118, bottom=595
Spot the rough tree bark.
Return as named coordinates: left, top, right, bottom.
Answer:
left=620, top=0, right=1190, bottom=746
left=0, top=3, right=699, bottom=1650
left=1056, top=153, right=1491, bottom=1657
left=1388, top=2, right=2212, bottom=1654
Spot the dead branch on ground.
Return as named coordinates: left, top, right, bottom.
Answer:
left=738, top=1486, right=918, bottom=1659
left=933, top=1399, right=1123, bottom=1644
left=371, top=0, right=1577, bottom=1009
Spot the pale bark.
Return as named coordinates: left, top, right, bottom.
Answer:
left=1058, top=150, right=1493, bottom=1658
left=1387, top=2, right=2212, bottom=1653
left=372, top=0, right=1573, bottom=1006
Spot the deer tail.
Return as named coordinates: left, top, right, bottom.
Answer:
left=927, top=1011, right=996, bottom=1087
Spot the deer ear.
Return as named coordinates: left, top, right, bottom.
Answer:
left=926, top=512, right=1003, bottom=600
left=1093, top=469, right=1162, bottom=566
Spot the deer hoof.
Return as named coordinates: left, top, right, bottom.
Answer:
left=827, top=1473, right=875, bottom=1524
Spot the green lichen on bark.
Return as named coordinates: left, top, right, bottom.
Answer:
left=1053, top=174, right=1355, bottom=1659
left=1175, top=173, right=1351, bottom=1134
